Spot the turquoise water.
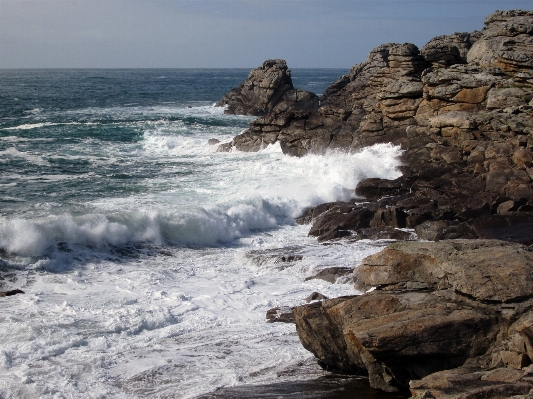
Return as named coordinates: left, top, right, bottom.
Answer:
left=0, top=69, right=407, bottom=399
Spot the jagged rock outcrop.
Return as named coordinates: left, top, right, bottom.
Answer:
left=292, top=240, right=533, bottom=395
left=214, top=10, right=533, bottom=244
left=468, top=10, right=533, bottom=72
left=215, top=59, right=319, bottom=116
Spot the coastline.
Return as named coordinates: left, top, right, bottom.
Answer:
left=214, top=9, right=533, bottom=398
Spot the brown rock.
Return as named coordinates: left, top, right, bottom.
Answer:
left=294, top=290, right=499, bottom=393
left=308, top=206, right=375, bottom=238
left=409, top=367, right=533, bottom=399
left=305, top=292, right=329, bottom=303
left=305, top=267, right=354, bottom=284
left=354, top=240, right=533, bottom=302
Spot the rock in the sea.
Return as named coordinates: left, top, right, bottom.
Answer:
left=0, top=289, right=24, bottom=297
left=266, top=306, right=295, bottom=323
left=219, top=10, right=533, bottom=245
left=355, top=178, right=405, bottom=200
left=216, top=59, right=319, bottom=116
left=305, top=292, right=329, bottom=303
left=293, top=240, right=533, bottom=394
left=305, top=267, right=354, bottom=284
left=245, top=246, right=304, bottom=268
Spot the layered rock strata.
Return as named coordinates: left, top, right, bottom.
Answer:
left=215, top=59, right=319, bottom=116
left=293, top=240, right=533, bottom=396
left=218, top=10, right=533, bottom=245
left=216, top=10, right=533, bottom=398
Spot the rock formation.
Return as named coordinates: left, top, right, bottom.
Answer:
left=216, top=9, right=533, bottom=398
left=218, top=9, right=533, bottom=245
left=293, top=240, right=533, bottom=396
left=215, top=59, right=319, bottom=116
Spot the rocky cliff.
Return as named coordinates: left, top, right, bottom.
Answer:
left=218, top=9, right=533, bottom=398
left=220, top=9, right=533, bottom=246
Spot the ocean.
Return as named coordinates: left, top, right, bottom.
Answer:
left=0, top=69, right=404, bottom=398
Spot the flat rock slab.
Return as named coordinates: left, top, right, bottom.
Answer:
left=293, top=239, right=533, bottom=393
left=355, top=239, right=533, bottom=302
left=409, top=366, right=533, bottom=399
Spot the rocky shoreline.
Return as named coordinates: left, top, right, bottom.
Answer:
left=216, top=9, right=533, bottom=399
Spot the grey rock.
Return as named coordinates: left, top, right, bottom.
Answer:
left=216, top=59, right=319, bottom=116
left=266, top=306, right=295, bottom=323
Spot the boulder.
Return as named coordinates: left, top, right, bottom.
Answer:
left=467, top=10, right=533, bottom=73
left=305, top=292, right=329, bottom=303
left=355, top=178, right=405, bottom=200
left=293, top=240, right=533, bottom=393
left=266, top=306, right=295, bottom=323
left=305, top=267, right=354, bottom=284
left=245, top=246, right=304, bottom=268
left=421, top=32, right=482, bottom=64
left=0, top=289, right=24, bottom=297
left=307, top=206, right=375, bottom=239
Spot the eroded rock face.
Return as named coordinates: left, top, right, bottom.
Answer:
left=468, top=10, right=533, bottom=73
left=217, top=12, right=533, bottom=245
left=215, top=59, right=319, bottom=116
left=292, top=240, right=533, bottom=395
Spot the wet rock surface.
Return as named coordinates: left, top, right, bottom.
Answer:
left=0, top=289, right=24, bottom=297
left=266, top=306, right=295, bottom=324
left=197, top=374, right=408, bottom=399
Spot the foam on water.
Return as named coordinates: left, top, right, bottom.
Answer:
left=0, top=139, right=401, bottom=258
left=0, top=70, right=404, bottom=398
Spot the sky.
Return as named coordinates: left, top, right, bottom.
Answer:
left=0, top=0, right=531, bottom=69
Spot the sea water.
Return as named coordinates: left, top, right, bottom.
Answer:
left=0, top=69, right=403, bottom=398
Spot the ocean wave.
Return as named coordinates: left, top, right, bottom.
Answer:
left=0, top=200, right=281, bottom=257
left=0, top=142, right=403, bottom=258
left=0, top=147, right=51, bottom=166
left=3, top=122, right=59, bottom=130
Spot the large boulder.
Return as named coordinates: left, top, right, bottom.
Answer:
left=293, top=240, right=533, bottom=394
left=216, top=59, right=319, bottom=116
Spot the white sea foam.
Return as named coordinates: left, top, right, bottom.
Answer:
left=0, top=147, right=50, bottom=166
left=0, top=95, right=405, bottom=398
left=0, top=142, right=402, bottom=258
left=0, top=222, right=387, bottom=398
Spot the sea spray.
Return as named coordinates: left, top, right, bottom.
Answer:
left=0, top=69, right=402, bottom=398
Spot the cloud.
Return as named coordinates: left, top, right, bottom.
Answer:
left=1, top=0, right=532, bottom=68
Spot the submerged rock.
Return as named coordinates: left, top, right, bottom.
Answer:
left=0, top=289, right=24, bottom=297
left=266, top=306, right=295, bottom=323
left=305, top=267, right=354, bottom=284
left=245, top=246, right=304, bottom=268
